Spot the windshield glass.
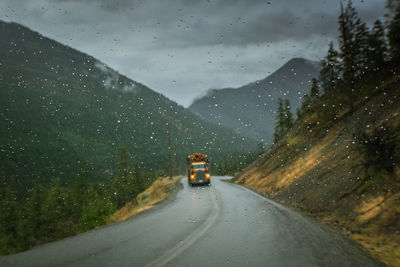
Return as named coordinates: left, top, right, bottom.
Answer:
left=1, top=1, right=395, bottom=266
left=192, top=164, right=205, bottom=169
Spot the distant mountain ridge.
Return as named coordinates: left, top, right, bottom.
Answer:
left=189, top=58, right=321, bottom=143
left=0, top=20, right=256, bottom=184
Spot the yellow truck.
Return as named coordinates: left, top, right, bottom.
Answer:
left=187, top=153, right=211, bottom=186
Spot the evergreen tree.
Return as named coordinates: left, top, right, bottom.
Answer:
left=274, top=99, right=286, bottom=142
left=297, top=79, right=319, bottom=117
left=232, top=158, right=238, bottom=174
left=284, top=99, right=294, bottom=129
left=111, top=148, right=146, bottom=207
left=0, top=174, right=18, bottom=254
left=40, top=180, right=76, bottom=240
left=257, top=142, right=266, bottom=156
left=367, top=20, right=388, bottom=71
left=338, top=0, right=356, bottom=81
left=319, top=42, right=341, bottom=93
left=133, top=164, right=146, bottom=194
left=112, top=148, right=134, bottom=207
left=388, top=7, right=400, bottom=63
left=70, top=175, right=90, bottom=222
left=297, top=94, right=311, bottom=118
left=78, top=185, right=115, bottom=232
left=354, top=19, right=370, bottom=78
left=274, top=99, right=294, bottom=142
left=338, top=0, right=364, bottom=111
left=21, top=181, right=48, bottom=247
left=310, top=78, right=319, bottom=98
left=116, top=148, right=132, bottom=180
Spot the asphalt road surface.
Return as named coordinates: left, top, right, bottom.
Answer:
left=0, top=176, right=385, bottom=267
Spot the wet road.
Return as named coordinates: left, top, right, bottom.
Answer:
left=1, top=176, right=385, bottom=267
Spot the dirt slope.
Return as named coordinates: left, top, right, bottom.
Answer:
left=234, top=80, right=400, bottom=266
left=109, top=176, right=183, bottom=223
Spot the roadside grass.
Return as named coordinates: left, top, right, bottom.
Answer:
left=108, top=176, right=183, bottom=223
left=235, top=123, right=342, bottom=193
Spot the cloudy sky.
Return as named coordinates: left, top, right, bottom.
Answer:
left=0, top=0, right=386, bottom=106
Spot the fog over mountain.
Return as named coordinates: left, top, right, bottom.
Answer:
left=0, top=20, right=256, bottom=182
left=0, top=0, right=385, bottom=106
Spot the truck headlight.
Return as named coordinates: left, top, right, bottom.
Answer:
left=190, top=175, right=196, bottom=180
left=205, top=173, right=210, bottom=179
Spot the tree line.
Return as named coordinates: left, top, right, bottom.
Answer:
left=211, top=151, right=261, bottom=176
left=0, top=147, right=152, bottom=254
left=274, top=0, right=400, bottom=143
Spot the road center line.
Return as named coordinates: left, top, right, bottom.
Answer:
left=144, top=185, right=220, bottom=267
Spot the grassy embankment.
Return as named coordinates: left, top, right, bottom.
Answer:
left=233, top=78, right=400, bottom=266
left=109, top=176, right=183, bottom=223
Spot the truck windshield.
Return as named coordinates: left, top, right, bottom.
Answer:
left=192, top=164, right=205, bottom=169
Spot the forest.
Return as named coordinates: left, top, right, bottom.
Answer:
left=273, top=0, right=400, bottom=165
left=0, top=18, right=257, bottom=254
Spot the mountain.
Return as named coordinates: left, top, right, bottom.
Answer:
left=0, top=20, right=256, bottom=186
left=189, top=58, right=321, bottom=143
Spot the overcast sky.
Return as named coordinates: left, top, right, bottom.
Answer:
left=0, top=0, right=386, bottom=106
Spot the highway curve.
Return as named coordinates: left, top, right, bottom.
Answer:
left=0, top=176, right=385, bottom=267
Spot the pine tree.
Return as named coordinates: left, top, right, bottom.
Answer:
left=319, top=42, right=341, bottom=94
left=274, top=99, right=286, bottom=142
left=354, top=19, right=370, bottom=79
left=297, top=94, right=311, bottom=118
left=284, top=99, right=294, bottom=129
left=116, top=148, right=131, bottom=181
left=112, top=148, right=133, bottom=207
left=0, top=173, right=18, bottom=253
left=310, top=78, right=319, bottom=98
left=338, top=0, right=356, bottom=81
left=70, top=175, right=90, bottom=221
left=297, top=79, right=319, bottom=117
left=40, top=179, right=75, bottom=240
left=257, top=142, right=266, bottom=156
left=274, top=99, right=294, bottom=142
left=232, top=158, right=238, bottom=174
left=133, top=164, right=146, bottom=194
left=21, top=181, right=48, bottom=247
left=338, top=0, right=363, bottom=111
left=367, top=20, right=388, bottom=71
left=78, top=184, right=115, bottom=232
left=388, top=7, right=400, bottom=63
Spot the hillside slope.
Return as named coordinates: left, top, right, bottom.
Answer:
left=0, top=20, right=256, bottom=185
left=189, top=58, right=321, bottom=142
left=233, top=77, right=400, bottom=266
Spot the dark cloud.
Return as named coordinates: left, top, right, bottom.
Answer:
left=0, top=0, right=386, bottom=106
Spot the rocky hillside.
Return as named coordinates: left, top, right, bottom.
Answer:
left=233, top=76, right=400, bottom=266
left=189, top=58, right=321, bottom=143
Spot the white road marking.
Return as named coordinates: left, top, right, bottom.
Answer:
left=144, top=184, right=220, bottom=267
